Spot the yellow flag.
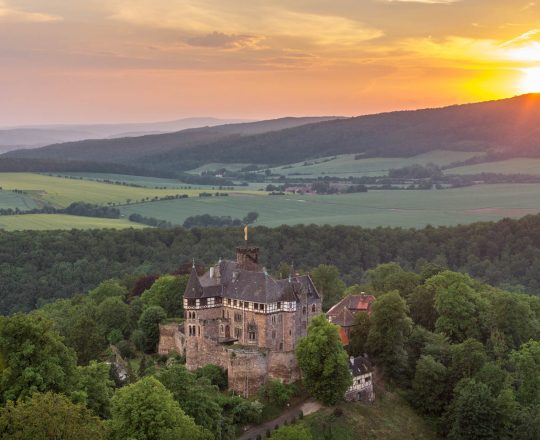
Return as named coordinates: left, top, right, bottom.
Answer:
left=244, top=224, right=248, bottom=241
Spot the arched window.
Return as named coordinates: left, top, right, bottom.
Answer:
left=311, top=304, right=316, bottom=313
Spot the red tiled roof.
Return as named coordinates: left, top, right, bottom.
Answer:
left=339, top=327, right=349, bottom=345
left=350, top=295, right=375, bottom=311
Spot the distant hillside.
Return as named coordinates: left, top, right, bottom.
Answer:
left=0, top=117, right=251, bottom=153
left=7, top=94, right=540, bottom=175
left=169, top=93, right=540, bottom=167
left=5, top=117, right=340, bottom=170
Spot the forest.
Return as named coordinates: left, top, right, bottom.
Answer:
left=2, top=213, right=540, bottom=315
left=0, top=256, right=538, bottom=439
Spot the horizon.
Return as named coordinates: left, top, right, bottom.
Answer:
left=4, top=1, right=540, bottom=125
left=3, top=92, right=540, bottom=129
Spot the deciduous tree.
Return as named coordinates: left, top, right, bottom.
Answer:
left=296, top=315, right=351, bottom=405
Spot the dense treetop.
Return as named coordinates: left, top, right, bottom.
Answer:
left=2, top=214, right=540, bottom=314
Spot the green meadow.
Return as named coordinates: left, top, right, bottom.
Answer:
left=0, top=214, right=145, bottom=231
left=0, top=173, right=263, bottom=208
left=267, top=150, right=482, bottom=177
left=0, top=190, right=38, bottom=210
left=446, top=158, right=540, bottom=175
left=119, top=183, right=540, bottom=229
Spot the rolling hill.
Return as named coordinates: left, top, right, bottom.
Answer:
left=5, top=117, right=340, bottom=165
left=6, top=94, right=540, bottom=175
left=0, top=117, right=251, bottom=153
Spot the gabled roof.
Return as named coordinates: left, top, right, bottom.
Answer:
left=326, top=294, right=375, bottom=327
left=349, top=356, right=373, bottom=377
left=184, top=259, right=321, bottom=304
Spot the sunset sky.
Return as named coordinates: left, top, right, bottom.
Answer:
left=2, top=0, right=540, bottom=125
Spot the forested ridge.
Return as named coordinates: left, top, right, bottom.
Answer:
left=2, top=214, right=540, bottom=315
left=6, top=94, right=540, bottom=175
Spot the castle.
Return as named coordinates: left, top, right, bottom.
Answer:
left=158, top=246, right=322, bottom=397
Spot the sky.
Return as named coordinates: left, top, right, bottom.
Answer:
left=2, top=0, right=540, bottom=125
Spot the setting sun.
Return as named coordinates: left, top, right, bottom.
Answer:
left=520, top=68, right=540, bottom=93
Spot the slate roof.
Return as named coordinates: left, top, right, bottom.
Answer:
left=349, top=356, right=373, bottom=377
left=184, top=259, right=320, bottom=304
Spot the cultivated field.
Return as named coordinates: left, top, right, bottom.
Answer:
left=266, top=150, right=483, bottom=177
left=0, top=173, right=264, bottom=208
left=55, top=172, right=268, bottom=190
left=446, top=158, right=540, bottom=175
left=119, top=183, right=540, bottom=229
left=0, top=190, right=38, bottom=210
left=0, top=214, right=145, bottom=231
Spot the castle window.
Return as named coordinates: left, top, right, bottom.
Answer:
left=272, top=330, right=276, bottom=339
left=289, top=329, right=292, bottom=336
left=244, top=302, right=249, bottom=309
left=302, top=306, right=306, bottom=315
left=277, top=302, right=281, bottom=310
left=312, top=304, right=316, bottom=313
left=254, top=303, right=259, bottom=310
left=200, top=298, right=207, bottom=307
left=260, top=304, right=265, bottom=311
left=233, top=300, right=238, bottom=307
left=198, top=326, right=201, bottom=336
left=222, top=310, right=225, bottom=318
left=271, top=315, right=276, bottom=324
left=234, top=328, right=242, bottom=339
left=188, top=299, right=196, bottom=307
left=248, top=330, right=256, bottom=341
left=215, top=297, right=222, bottom=304
left=279, top=342, right=283, bottom=350
left=227, top=298, right=231, bottom=305
left=234, top=312, right=242, bottom=323
left=220, top=325, right=224, bottom=334
left=239, top=301, right=243, bottom=308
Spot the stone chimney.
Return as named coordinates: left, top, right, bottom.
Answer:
left=236, top=246, right=260, bottom=271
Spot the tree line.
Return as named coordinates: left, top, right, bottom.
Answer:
left=2, top=214, right=540, bottom=315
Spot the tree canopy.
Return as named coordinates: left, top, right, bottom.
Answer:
left=296, top=315, right=352, bottom=405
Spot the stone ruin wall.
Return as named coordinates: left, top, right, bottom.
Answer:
left=158, top=324, right=185, bottom=356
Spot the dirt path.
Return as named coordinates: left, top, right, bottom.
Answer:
left=237, top=398, right=322, bottom=440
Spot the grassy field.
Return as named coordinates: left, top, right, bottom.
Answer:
left=187, top=162, right=256, bottom=174
left=447, top=158, right=540, bottom=175
left=0, top=173, right=264, bottom=208
left=119, top=183, right=540, bottom=228
left=267, top=150, right=483, bottom=177
left=0, top=190, right=38, bottom=210
left=302, top=392, right=440, bottom=440
left=54, top=172, right=269, bottom=190
left=0, top=214, right=145, bottom=231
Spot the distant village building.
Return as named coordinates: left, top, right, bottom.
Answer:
left=158, top=245, right=322, bottom=397
left=345, top=356, right=375, bottom=403
left=326, top=294, right=375, bottom=345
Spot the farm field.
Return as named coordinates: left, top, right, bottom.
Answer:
left=446, top=158, right=540, bottom=175
left=0, top=214, right=145, bottom=231
left=119, top=183, right=540, bottom=228
left=0, top=190, right=38, bottom=210
left=187, top=162, right=257, bottom=174
left=55, top=172, right=268, bottom=190
left=266, top=150, right=483, bottom=177
left=0, top=173, right=265, bottom=208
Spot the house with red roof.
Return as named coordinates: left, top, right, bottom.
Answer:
left=326, top=294, right=375, bottom=345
